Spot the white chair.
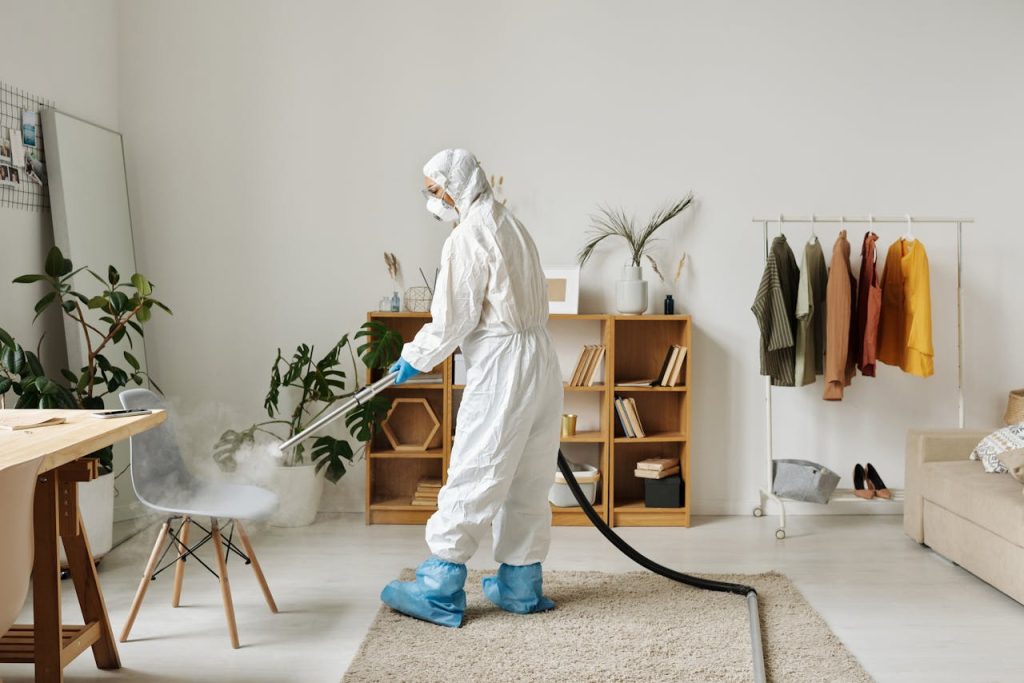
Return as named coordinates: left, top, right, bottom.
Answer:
left=0, top=456, right=44, bottom=637
left=119, top=389, right=279, bottom=649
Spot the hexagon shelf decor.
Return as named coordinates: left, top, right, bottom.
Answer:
left=381, top=398, right=441, bottom=451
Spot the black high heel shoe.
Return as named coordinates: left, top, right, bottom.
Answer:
left=865, top=463, right=892, bottom=500
left=853, top=464, right=874, bottom=499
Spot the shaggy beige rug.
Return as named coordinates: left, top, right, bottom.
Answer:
left=343, top=570, right=870, bottom=683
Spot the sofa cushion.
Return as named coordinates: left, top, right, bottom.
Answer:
left=921, top=459, right=1024, bottom=547
left=1002, top=449, right=1024, bottom=484
left=969, top=423, right=1024, bottom=473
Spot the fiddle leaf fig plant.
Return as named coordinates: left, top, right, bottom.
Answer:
left=1, top=246, right=171, bottom=473
left=213, top=320, right=403, bottom=484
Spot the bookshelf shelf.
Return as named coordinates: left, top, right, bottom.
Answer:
left=614, top=432, right=687, bottom=444
left=371, top=497, right=437, bottom=511
left=614, top=499, right=688, bottom=513
left=561, top=431, right=605, bottom=444
left=369, top=449, right=444, bottom=459
left=564, top=384, right=606, bottom=392
left=614, top=385, right=688, bottom=393
left=365, top=312, right=688, bottom=528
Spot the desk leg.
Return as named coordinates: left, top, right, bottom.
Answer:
left=60, top=477, right=121, bottom=669
left=33, top=472, right=62, bottom=683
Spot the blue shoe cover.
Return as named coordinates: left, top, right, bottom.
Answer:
left=380, top=558, right=466, bottom=628
left=482, top=562, right=555, bottom=614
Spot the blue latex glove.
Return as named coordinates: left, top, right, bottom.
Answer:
left=389, top=358, right=421, bottom=385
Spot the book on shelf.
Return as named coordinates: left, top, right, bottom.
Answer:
left=667, top=346, right=687, bottom=386
left=568, top=346, right=591, bottom=387
left=614, top=397, right=635, bottom=438
left=568, top=344, right=606, bottom=387
left=614, top=396, right=646, bottom=438
left=652, top=346, right=675, bottom=387
left=634, top=465, right=681, bottom=479
left=622, top=397, right=646, bottom=438
left=617, top=378, right=657, bottom=387
left=636, top=457, right=679, bottom=472
left=651, top=345, right=687, bottom=387
left=585, top=346, right=606, bottom=386
left=410, top=499, right=438, bottom=506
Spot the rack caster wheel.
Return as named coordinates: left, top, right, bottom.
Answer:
left=753, top=507, right=763, bottom=517
left=775, top=529, right=786, bottom=540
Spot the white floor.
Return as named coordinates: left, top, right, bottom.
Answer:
left=2, top=514, right=1020, bottom=683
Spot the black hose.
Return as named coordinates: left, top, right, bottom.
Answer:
left=556, top=451, right=766, bottom=682
left=556, top=450, right=756, bottom=599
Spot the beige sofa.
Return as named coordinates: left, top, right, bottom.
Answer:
left=905, top=429, right=1024, bottom=605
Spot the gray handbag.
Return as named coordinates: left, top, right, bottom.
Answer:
left=772, top=459, right=840, bottom=504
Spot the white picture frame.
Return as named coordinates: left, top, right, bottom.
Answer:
left=543, top=266, right=580, bottom=314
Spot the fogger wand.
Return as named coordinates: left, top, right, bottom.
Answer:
left=279, top=371, right=399, bottom=452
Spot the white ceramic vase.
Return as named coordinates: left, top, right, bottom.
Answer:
left=267, top=463, right=323, bottom=527
left=60, top=472, right=114, bottom=564
left=615, top=264, right=649, bottom=315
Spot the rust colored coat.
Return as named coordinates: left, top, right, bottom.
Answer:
left=856, top=232, right=883, bottom=376
left=824, top=231, right=857, bottom=400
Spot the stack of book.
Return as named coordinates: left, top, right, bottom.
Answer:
left=634, top=457, right=680, bottom=479
left=614, top=396, right=647, bottom=438
left=568, top=345, right=606, bottom=387
left=651, top=345, right=687, bottom=387
left=411, top=479, right=442, bottom=506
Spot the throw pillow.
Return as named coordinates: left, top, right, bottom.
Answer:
left=970, top=424, right=1024, bottom=473
left=1002, top=449, right=1024, bottom=484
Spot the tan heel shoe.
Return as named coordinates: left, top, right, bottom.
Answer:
left=853, top=464, right=875, bottom=499
left=866, top=463, right=892, bottom=500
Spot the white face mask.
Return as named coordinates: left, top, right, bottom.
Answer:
left=423, top=186, right=459, bottom=222
left=425, top=195, right=459, bottom=222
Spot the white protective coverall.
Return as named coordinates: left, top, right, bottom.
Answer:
left=401, top=149, right=562, bottom=566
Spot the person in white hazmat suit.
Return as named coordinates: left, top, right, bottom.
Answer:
left=380, top=149, right=562, bottom=628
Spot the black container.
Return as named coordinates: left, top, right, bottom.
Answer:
left=644, top=475, right=684, bottom=508
left=664, top=294, right=675, bottom=315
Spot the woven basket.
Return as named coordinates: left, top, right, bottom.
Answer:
left=1004, top=389, right=1024, bottom=425
left=403, top=286, right=432, bottom=313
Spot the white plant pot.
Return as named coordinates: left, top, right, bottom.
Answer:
left=267, top=463, right=323, bottom=528
left=615, top=264, right=649, bottom=315
left=60, top=472, right=114, bottom=564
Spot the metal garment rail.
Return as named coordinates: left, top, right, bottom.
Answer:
left=751, top=214, right=970, bottom=539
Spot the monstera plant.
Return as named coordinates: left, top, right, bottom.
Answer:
left=0, top=246, right=170, bottom=473
left=213, top=320, right=403, bottom=484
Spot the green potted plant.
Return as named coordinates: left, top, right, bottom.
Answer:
left=1, top=246, right=170, bottom=557
left=213, top=320, right=402, bottom=527
left=577, top=193, right=693, bottom=314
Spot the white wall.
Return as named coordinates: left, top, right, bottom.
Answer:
left=0, top=0, right=124, bottom=494
left=116, top=0, right=1024, bottom=514
left=1, top=0, right=119, bottom=354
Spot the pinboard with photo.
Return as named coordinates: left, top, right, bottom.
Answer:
left=0, top=81, right=53, bottom=209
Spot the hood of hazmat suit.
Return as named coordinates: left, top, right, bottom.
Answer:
left=400, top=147, right=563, bottom=577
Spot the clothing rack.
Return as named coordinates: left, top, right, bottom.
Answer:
left=751, top=214, right=971, bottom=539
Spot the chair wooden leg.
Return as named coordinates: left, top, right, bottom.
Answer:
left=171, top=517, right=190, bottom=607
left=211, top=519, right=240, bottom=649
left=235, top=520, right=278, bottom=613
left=120, top=520, right=171, bottom=642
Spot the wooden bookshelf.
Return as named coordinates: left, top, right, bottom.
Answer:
left=364, top=312, right=689, bottom=527
left=610, top=315, right=691, bottom=527
left=364, top=312, right=448, bottom=525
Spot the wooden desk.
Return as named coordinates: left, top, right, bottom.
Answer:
left=0, top=409, right=166, bottom=682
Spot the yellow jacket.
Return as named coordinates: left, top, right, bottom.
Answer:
left=877, top=239, right=933, bottom=377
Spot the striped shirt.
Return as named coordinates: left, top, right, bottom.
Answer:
left=752, top=235, right=800, bottom=386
